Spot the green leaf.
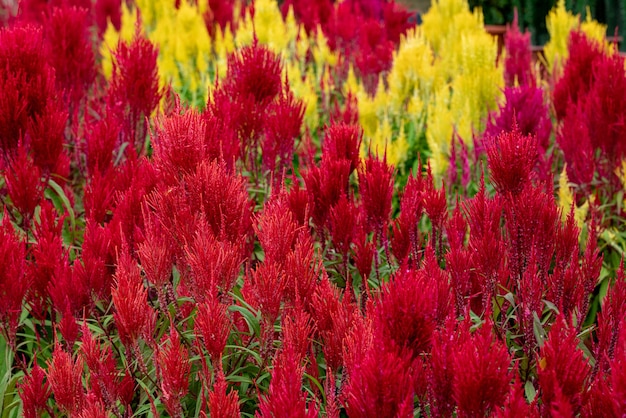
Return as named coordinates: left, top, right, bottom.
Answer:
left=524, top=380, right=536, bottom=402
left=533, top=312, right=547, bottom=348
left=47, top=178, right=76, bottom=240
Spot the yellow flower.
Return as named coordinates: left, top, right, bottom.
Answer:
left=101, top=2, right=138, bottom=79
left=558, top=164, right=589, bottom=228
left=426, top=86, right=454, bottom=177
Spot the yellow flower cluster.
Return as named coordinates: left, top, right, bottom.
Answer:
left=354, top=0, right=501, bottom=176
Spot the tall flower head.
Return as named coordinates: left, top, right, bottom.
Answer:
left=5, top=143, right=44, bottom=225
left=195, top=292, right=231, bottom=365
left=343, top=344, right=414, bottom=418
left=208, top=369, right=240, bottom=418
left=224, top=40, right=282, bottom=105
left=257, top=342, right=318, bottom=418
left=452, top=322, right=513, bottom=417
left=553, top=30, right=605, bottom=121
left=504, top=11, right=533, bottom=87
left=486, top=123, right=538, bottom=197
left=111, top=250, right=155, bottom=347
left=185, top=159, right=253, bottom=246
left=156, top=328, right=191, bottom=418
left=484, top=86, right=552, bottom=157
left=45, top=5, right=96, bottom=105
left=322, top=123, right=363, bottom=175
left=359, top=154, right=394, bottom=234
left=46, top=345, right=85, bottom=415
left=0, top=213, right=28, bottom=345
left=185, top=220, right=242, bottom=301
left=19, top=363, right=50, bottom=418
left=374, top=268, right=438, bottom=359
left=538, top=315, right=590, bottom=414
left=262, top=90, right=304, bottom=174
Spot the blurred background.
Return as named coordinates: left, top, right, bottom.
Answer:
left=399, top=0, right=624, bottom=48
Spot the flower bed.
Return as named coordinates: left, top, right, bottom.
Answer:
left=1, top=0, right=626, bottom=416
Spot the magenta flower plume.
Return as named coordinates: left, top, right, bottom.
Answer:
left=504, top=10, right=533, bottom=87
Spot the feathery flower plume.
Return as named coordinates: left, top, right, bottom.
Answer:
left=538, top=315, right=590, bottom=414
left=207, top=369, right=240, bottom=418
left=195, top=291, right=231, bottom=365
left=46, top=344, right=85, bottom=415
left=486, top=123, right=538, bottom=198
left=156, top=328, right=190, bottom=418
left=111, top=250, right=155, bottom=348
left=452, top=322, right=513, bottom=417
left=19, top=363, right=51, bottom=418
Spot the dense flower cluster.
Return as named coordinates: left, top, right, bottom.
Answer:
left=1, top=0, right=625, bottom=416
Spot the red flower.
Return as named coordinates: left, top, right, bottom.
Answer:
left=328, top=193, right=359, bottom=258
left=184, top=159, right=253, bottom=246
left=303, top=158, right=351, bottom=230
left=195, top=292, right=232, bottom=365
left=185, top=219, right=242, bottom=301
left=84, top=113, right=121, bottom=175
left=46, top=345, right=85, bottom=415
left=486, top=123, right=537, bottom=197
left=343, top=343, right=414, bottom=418
left=359, top=154, right=394, bottom=234
left=0, top=212, right=28, bottom=346
left=244, top=261, right=286, bottom=329
left=4, top=143, right=44, bottom=226
left=45, top=5, right=96, bottom=106
left=223, top=40, right=282, bottom=105
left=112, top=250, right=155, bottom=347
left=257, top=342, right=318, bottom=418
left=107, top=32, right=161, bottom=150
left=77, top=393, right=109, bottom=418
left=152, top=108, right=207, bottom=183
left=553, top=31, right=604, bottom=120
left=322, top=123, right=363, bottom=175
left=262, top=90, right=304, bottom=174
left=207, top=369, right=240, bottom=418
left=19, top=363, right=51, bottom=418
left=374, top=267, right=438, bottom=359
left=255, top=197, right=300, bottom=267
left=452, top=322, right=512, bottom=417
left=137, top=213, right=174, bottom=290
left=310, top=274, right=359, bottom=370
left=156, top=328, right=190, bottom=418
left=538, top=315, right=590, bottom=414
